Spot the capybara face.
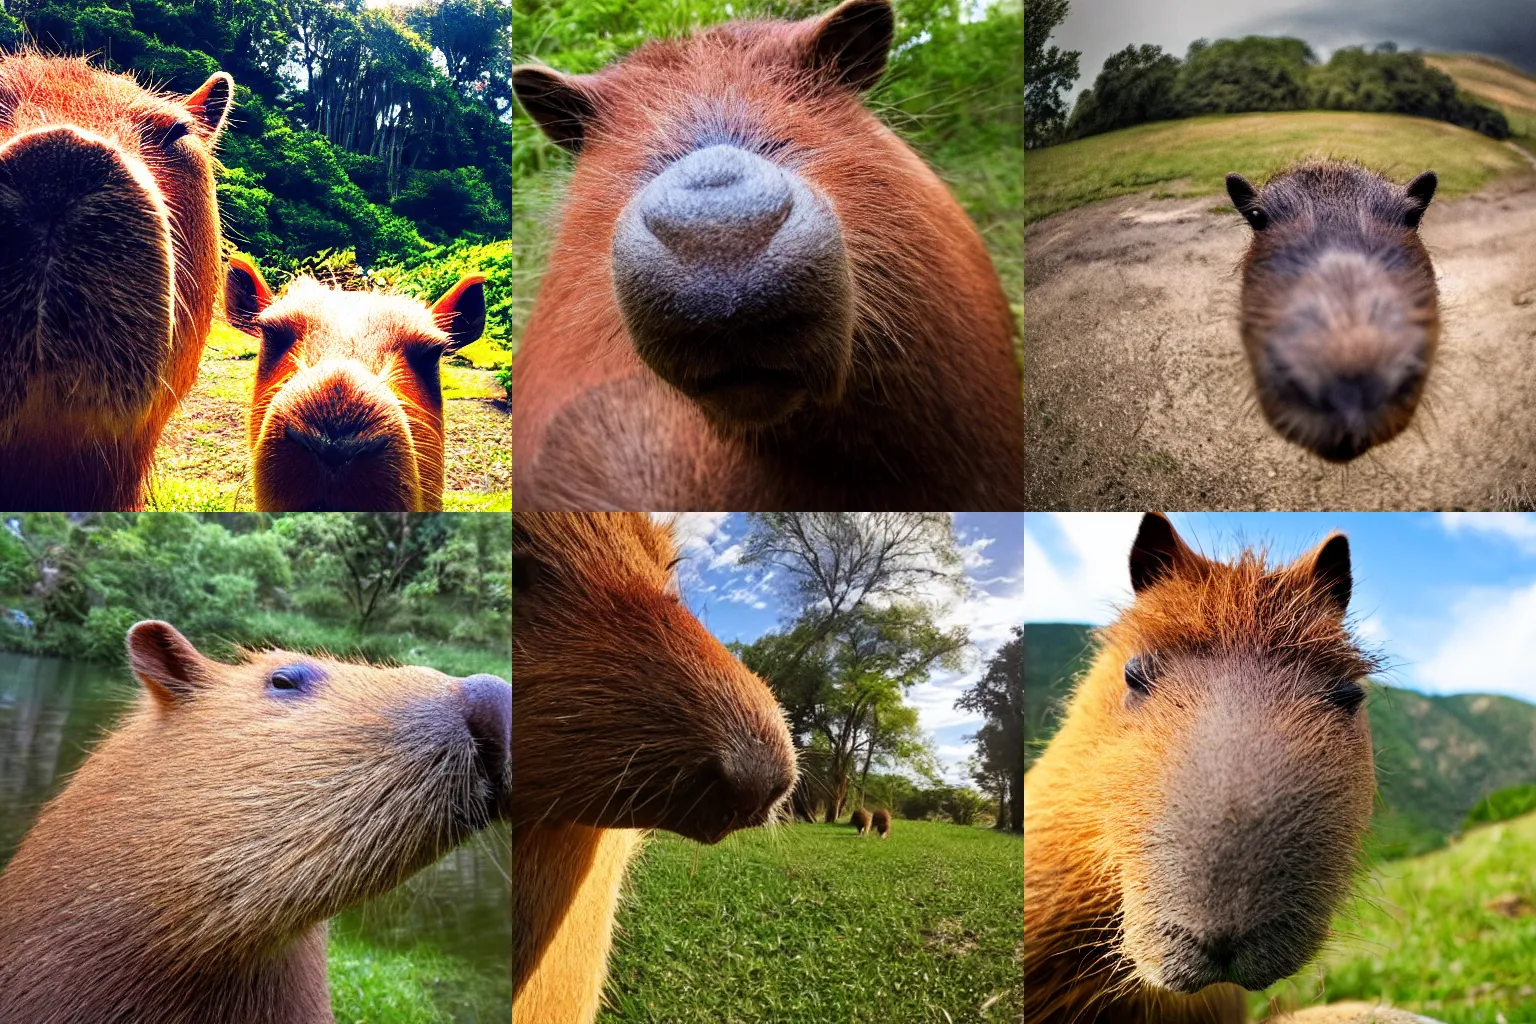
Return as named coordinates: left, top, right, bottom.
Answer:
left=226, top=259, right=486, bottom=512
left=1089, top=515, right=1377, bottom=993
left=0, top=53, right=230, bottom=508
left=512, top=512, right=796, bottom=844
left=1227, top=161, right=1438, bottom=462
left=3, top=621, right=508, bottom=954
left=513, top=0, right=901, bottom=431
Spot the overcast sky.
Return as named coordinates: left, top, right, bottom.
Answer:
left=664, top=513, right=1023, bottom=787
left=1026, top=512, right=1536, bottom=705
left=1053, top=0, right=1536, bottom=99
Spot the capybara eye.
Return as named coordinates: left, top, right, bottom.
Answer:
left=147, top=120, right=190, bottom=151
left=266, top=664, right=324, bottom=695
left=1323, top=681, right=1367, bottom=715
left=1123, top=655, right=1156, bottom=696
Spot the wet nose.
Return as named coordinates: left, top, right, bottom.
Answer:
left=284, top=424, right=390, bottom=469
left=639, top=144, right=794, bottom=264
left=460, top=674, right=510, bottom=788
left=713, top=734, right=795, bottom=823
left=0, top=126, right=143, bottom=224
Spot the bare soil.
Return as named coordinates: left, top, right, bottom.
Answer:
left=1024, top=173, right=1536, bottom=509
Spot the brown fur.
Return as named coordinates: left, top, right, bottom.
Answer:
left=872, top=807, right=891, bottom=838
left=0, top=52, right=231, bottom=509
left=512, top=513, right=797, bottom=1024
left=512, top=0, right=1024, bottom=510
left=226, top=258, right=486, bottom=511
left=1024, top=514, right=1379, bottom=1024
left=1227, top=160, right=1439, bottom=463
left=0, top=621, right=508, bottom=1024
left=851, top=806, right=872, bottom=835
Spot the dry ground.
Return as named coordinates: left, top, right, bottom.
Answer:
left=1024, top=172, right=1536, bottom=509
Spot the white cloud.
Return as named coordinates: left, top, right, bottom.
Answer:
left=1438, top=513, right=1536, bottom=554
left=1414, top=581, right=1536, bottom=701
left=1356, top=615, right=1389, bottom=643
left=1024, top=513, right=1142, bottom=625
left=957, top=533, right=997, bottom=570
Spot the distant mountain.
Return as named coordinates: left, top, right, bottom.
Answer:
left=1023, top=622, right=1536, bottom=857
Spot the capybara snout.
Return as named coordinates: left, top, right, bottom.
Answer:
left=512, top=512, right=797, bottom=845
left=612, top=143, right=854, bottom=427
left=1227, top=160, right=1439, bottom=462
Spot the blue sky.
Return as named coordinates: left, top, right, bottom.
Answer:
left=664, top=513, right=1024, bottom=786
left=1025, top=513, right=1536, bottom=703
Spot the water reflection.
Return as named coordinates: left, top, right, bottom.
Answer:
left=0, top=652, right=509, bottom=1009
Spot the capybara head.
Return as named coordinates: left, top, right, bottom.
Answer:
left=226, top=258, right=486, bottom=511
left=511, top=512, right=796, bottom=844
left=872, top=807, right=890, bottom=838
left=514, top=0, right=907, bottom=432
left=0, top=52, right=231, bottom=508
left=851, top=806, right=871, bottom=834
left=1080, top=513, right=1377, bottom=994
left=1, top=621, right=508, bottom=956
left=1226, top=160, right=1438, bottom=462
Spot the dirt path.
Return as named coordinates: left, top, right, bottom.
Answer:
left=1024, top=174, right=1536, bottom=509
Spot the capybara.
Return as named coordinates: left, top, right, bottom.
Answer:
left=0, top=620, right=510, bottom=1023
left=0, top=53, right=231, bottom=510
left=511, top=513, right=797, bottom=1024
left=872, top=807, right=891, bottom=839
left=225, top=258, right=487, bottom=512
left=1226, top=160, right=1438, bottom=463
left=851, top=806, right=872, bottom=835
left=1024, top=513, right=1380, bottom=1024
left=512, top=0, right=1024, bottom=510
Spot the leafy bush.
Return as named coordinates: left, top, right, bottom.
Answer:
left=1463, top=783, right=1536, bottom=830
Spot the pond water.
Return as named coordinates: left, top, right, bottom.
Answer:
left=0, top=652, right=510, bottom=1018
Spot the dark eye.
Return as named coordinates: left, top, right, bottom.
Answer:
left=1124, top=654, right=1157, bottom=696
left=267, top=663, right=325, bottom=696
left=1323, top=681, right=1367, bottom=715
left=269, top=670, right=301, bottom=691
left=151, top=120, right=190, bottom=150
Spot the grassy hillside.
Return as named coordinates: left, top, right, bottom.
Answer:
left=1258, top=811, right=1536, bottom=1022
left=1428, top=53, right=1536, bottom=156
left=1023, top=622, right=1536, bottom=856
left=1024, top=110, right=1533, bottom=225
left=601, top=821, right=1022, bottom=1023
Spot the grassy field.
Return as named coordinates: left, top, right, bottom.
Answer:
left=1429, top=53, right=1536, bottom=156
left=1258, top=811, right=1536, bottom=1022
left=145, top=321, right=510, bottom=511
left=1024, top=110, right=1532, bottom=225
left=330, top=935, right=507, bottom=1024
left=599, top=820, right=1021, bottom=1024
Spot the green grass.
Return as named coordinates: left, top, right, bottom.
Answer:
left=329, top=934, right=507, bottom=1024
left=599, top=820, right=1021, bottom=1024
left=1258, top=812, right=1536, bottom=1023
left=1025, top=110, right=1533, bottom=225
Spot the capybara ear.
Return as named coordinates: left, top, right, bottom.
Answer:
left=1403, top=170, right=1437, bottom=229
left=1298, top=532, right=1352, bottom=618
left=185, top=72, right=234, bottom=145
left=513, top=65, right=596, bottom=153
left=1129, top=512, right=1203, bottom=593
left=432, top=275, right=488, bottom=352
left=809, top=0, right=894, bottom=91
left=126, top=621, right=214, bottom=707
left=1225, top=173, right=1268, bottom=231
left=226, top=254, right=272, bottom=336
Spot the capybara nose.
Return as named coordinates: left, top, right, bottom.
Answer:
left=715, top=737, right=795, bottom=822
left=284, top=424, right=389, bottom=470
left=460, top=674, right=510, bottom=787
left=639, top=145, right=793, bottom=264
left=0, top=126, right=149, bottom=229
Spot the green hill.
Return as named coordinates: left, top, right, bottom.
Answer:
left=1024, top=622, right=1536, bottom=857
left=1024, top=110, right=1533, bottom=225
left=1428, top=53, right=1536, bottom=156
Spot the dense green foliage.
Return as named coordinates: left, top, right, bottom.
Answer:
left=510, top=0, right=1024, bottom=350
left=1463, top=783, right=1536, bottom=830
left=1064, top=37, right=1510, bottom=142
left=603, top=822, right=1022, bottom=1023
left=0, top=513, right=510, bottom=677
left=1024, top=0, right=1077, bottom=148
left=1023, top=621, right=1536, bottom=859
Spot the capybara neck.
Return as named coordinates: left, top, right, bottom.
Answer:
left=1227, top=159, right=1439, bottom=463
left=225, top=262, right=487, bottom=512
left=0, top=52, right=231, bottom=510
left=0, top=621, right=510, bottom=1024
left=512, top=513, right=796, bottom=1022
left=512, top=0, right=1024, bottom=509
left=1024, top=514, right=1377, bottom=1024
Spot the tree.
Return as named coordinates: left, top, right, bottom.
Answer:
left=1064, top=43, right=1179, bottom=140
left=957, top=626, right=1023, bottom=832
left=1024, top=0, right=1079, bottom=148
left=274, top=513, right=446, bottom=630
